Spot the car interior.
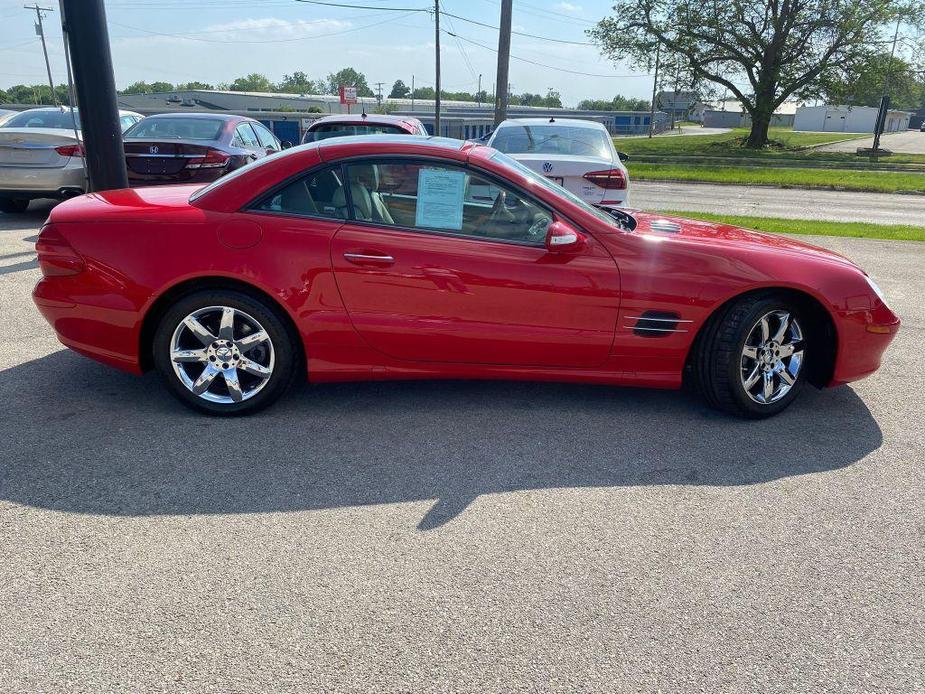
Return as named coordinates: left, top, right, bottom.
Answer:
left=259, top=162, right=552, bottom=243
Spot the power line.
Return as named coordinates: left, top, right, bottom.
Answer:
left=444, top=29, right=650, bottom=78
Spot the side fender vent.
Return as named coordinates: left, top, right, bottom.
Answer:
left=628, top=310, right=692, bottom=337
left=649, top=219, right=682, bottom=233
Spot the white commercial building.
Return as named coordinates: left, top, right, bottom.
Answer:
left=793, top=105, right=911, bottom=133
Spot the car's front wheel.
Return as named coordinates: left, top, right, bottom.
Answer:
left=153, top=290, right=298, bottom=415
left=693, top=294, right=808, bottom=418
left=0, top=197, right=29, bottom=214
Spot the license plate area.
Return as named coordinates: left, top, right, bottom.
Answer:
left=545, top=176, right=564, bottom=186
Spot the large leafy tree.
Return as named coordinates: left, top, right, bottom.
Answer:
left=228, top=73, right=275, bottom=92
left=813, top=51, right=925, bottom=110
left=324, top=68, right=373, bottom=97
left=389, top=79, right=411, bottom=99
left=278, top=71, right=325, bottom=94
left=175, top=81, right=214, bottom=91
left=589, top=0, right=919, bottom=147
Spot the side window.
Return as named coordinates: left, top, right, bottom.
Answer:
left=236, top=123, right=260, bottom=148
left=254, top=166, right=346, bottom=219
left=120, top=115, right=137, bottom=132
left=253, top=123, right=279, bottom=150
left=344, top=161, right=552, bottom=244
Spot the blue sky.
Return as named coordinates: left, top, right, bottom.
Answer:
left=0, top=0, right=654, bottom=107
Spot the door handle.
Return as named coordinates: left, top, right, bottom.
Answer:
left=343, top=252, right=395, bottom=266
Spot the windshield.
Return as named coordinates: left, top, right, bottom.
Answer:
left=124, top=117, right=225, bottom=141
left=2, top=109, right=80, bottom=130
left=491, top=124, right=613, bottom=159
left=489, top=151, right=628, bottom=229
left=304, top=123, right=407, bottom=142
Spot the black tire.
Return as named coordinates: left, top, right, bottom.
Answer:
left=153, top=289, right=299, bottom=415
left=692, top=293, right=808, bottom=418
left=0, top=198, right=29, bottom=213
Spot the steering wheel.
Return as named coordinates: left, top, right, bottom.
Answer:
left=526, top=214, right=552, bottom=241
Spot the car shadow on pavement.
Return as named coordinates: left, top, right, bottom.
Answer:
left=1, top=350, right=884, bottom=530
left=0, top=202, right=54, bottom=232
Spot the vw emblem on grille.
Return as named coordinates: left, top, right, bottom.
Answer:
left=149, top=145, right=159, bottom=154
left=542, top=162, right=553, bottom=173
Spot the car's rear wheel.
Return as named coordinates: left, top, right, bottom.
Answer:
left=0, top=197, right=29, bottom=213
left=693, top=294, right=808, bottom=418
left=153, top=290, right=298, bottom=415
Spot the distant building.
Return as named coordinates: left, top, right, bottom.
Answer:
left=793, top=105, right=911, bottom=133
left=701, top=100, right=800, bottom=129
left=115, top=89, right=670, bottom=140
left=655, top=90, right=698, bottom=119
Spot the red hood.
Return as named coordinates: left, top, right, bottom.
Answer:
left=629, top=211, right=858, bottom=269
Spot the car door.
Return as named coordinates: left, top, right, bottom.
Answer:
left=252, top=122, right=281, bottom=156
left=234, top=123, right=263, bottom=161
left=328, top=158, right=620, bottom=368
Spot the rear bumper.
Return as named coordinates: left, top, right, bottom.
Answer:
left=0, top=163, right=86, bottom=198
left=33, top=277, right=143, bottom=374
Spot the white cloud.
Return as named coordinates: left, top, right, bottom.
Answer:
left=200, top=17, right=351, bottom=41
left=554, top=2, right=582, bottom=12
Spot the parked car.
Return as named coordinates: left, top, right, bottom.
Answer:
left=487, top=117, right=630, bottom=209
left=123, top=113, right=282, bottom=187
left=0, top=106, right=142, bottom=213
left=33, top=136, right=899, bottom=417
left=301, top=113, right=428, bottom=143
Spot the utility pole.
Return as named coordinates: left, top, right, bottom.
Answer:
left=477, top=74, right=482, bottom=108
left=25, top=4, right=57, bottom=106
left=872, top=17, right=901, bottom=154
left=648, top=42, right=660, bottom=138
left=434, top=0, right=441, bottom=136
left=374, top=81, right=384, bottom=108
left=493, top=0, right=512, bottom=126
left=411, top=74, right=415, bottom=110
left=59, top=0, right=128, bottom=191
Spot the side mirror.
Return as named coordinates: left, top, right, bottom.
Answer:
left=281, top=140, right=293, bottom=150
left=545, top=221, right=584, bottom=253
left=617, top=151, right=629, bottom=162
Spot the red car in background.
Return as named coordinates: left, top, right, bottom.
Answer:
left=123, top=113, right=283, bottom=187
left=301, top=113, right=428, bottom=143
left=33, top=136, right=899, bottom=417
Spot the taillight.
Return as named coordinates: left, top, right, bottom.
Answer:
left=187, top=149, right=231, bottom=169
left=54, top=143, right=84, bottom=157
left=35, top=224, right=85, bottom=277
left=583, top=169, right=627, bottom=190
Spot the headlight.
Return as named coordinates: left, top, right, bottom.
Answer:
left=865, top=274, right=888, bottom=305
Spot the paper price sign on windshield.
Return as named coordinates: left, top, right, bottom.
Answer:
left=415, top=168, right=466, bottom=231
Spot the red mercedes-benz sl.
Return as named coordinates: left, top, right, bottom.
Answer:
left=33, top=136, right=899, bottom=417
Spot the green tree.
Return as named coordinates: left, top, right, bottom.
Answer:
left=814, top=52, right=925, bottom=110
left=121, top=81, right=175, bottom=94
left=589, top=0, right=921, bottom=147
left=389, top=79, right=411, bottom=99
left=278, top=71, right=324, bottom=94
left=324, top=68, right=373, bottom=97
left=578, top=95, right=651, bottom=111
left=2, top=83, right=71, bottom=105
left=228, top=73, right=275, bottom=92
left=175, top=81, right=214, bottom=91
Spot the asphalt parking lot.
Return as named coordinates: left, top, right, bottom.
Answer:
left=1, top=205, right=923, bottom=693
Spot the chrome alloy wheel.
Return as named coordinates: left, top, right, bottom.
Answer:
left=170, top=305, right=275, bottom=404
left=740, top=310, right=804, bottom=405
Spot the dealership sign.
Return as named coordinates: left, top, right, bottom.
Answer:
left=339, top=86, right=357, bottom=105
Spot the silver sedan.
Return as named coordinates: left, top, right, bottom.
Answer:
left=0, top=107, right=142, bottom=213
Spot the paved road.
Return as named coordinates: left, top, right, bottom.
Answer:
left=633, top=180, right=925, bottom=225
left=816, top=129, right=925, bottom=154
left=1, top=214, right=923, bottom=692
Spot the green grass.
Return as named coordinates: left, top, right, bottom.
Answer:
left=616, top=127, right=925, bottom=165
left=628, top=161, right=925, bottom=193
left=661, top=211, right=925, bottom=242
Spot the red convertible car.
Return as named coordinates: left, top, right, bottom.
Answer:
left=33, top=136, right=899, bottom=417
